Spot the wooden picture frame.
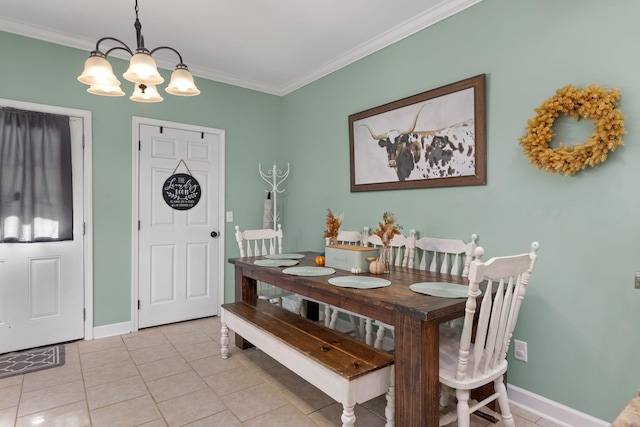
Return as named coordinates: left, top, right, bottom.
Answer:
left=349, top=74, right=486, bottom=192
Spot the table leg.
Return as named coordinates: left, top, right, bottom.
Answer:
left=394, top=308, right=440, bottom=427
left=305, top=300, right=319, bottom=322
left=234, top=266, right=257, bottom=349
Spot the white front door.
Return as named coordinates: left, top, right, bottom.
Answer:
left=137, top=122, right=223, bottom=328
left=0, top=115, right=85, bottom=353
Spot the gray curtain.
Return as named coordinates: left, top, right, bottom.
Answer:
left=0, top=108, right=73, bottom=243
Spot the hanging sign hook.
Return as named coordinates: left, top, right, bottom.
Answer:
left=172, top=159, right=193, bottom=176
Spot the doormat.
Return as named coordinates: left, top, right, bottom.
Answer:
left=0, top=345, right=65, bottom=379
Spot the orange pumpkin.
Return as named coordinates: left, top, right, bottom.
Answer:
left=315, top=255, right=325, bottom=266
left=369, top=260, right=384, bottom=274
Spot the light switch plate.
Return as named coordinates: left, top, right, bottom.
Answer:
left=226, top=211, right=233, bottom=222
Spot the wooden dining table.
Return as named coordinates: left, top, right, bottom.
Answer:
left=228, top=251, right=469, bottom=427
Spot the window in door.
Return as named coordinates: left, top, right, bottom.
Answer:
left=0, top=108, right=73, bottom=243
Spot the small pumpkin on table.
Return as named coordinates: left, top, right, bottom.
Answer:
left=368, top=259, right=385, bottom=274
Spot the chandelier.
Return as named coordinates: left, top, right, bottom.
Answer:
left=77, top=0, right=200, bottom=102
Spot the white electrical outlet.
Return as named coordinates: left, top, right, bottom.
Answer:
left=514, top=339, right=528, bottom=362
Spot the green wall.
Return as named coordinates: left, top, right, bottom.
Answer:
left=280, top=0, right=640, bottom=422
left=1, top=0, right=639, bottom=421
left=0, top=31, right=283, bottom=325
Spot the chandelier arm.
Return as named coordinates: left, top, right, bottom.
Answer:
left=104, top=46, right=136, bottom=58
left=149, top=46, right=185, bottom=66
left=95, top=37, right=134, bottom=56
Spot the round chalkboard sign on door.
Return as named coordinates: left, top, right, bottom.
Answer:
left=162, top=172, right=202, bottom=210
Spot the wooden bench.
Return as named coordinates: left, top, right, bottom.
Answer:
left=220, top=300, right=395, bottom=427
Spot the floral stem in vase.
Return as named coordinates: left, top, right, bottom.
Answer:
left=323, top=208, right=343, bottom=246
left=381, top=245, right=391, bottom=273
left=371, top=212, right=401, bottom=274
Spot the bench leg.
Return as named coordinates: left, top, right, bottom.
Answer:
left=221, top=320, right=229, bottom=359
left=385, top=366, right=395, bottom=427
left=341, top=404, right=356, bottom=427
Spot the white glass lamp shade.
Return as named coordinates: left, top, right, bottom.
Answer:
left=165, top=68, right=201, bottom=96
left=123, top=53, right=164, bottom=85
left=78, top=55, right=120, bottom=86
left=130, top=83, right=163, bottom=103
left=87, top=83, right=125, bottom=97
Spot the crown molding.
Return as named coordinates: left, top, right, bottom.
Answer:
left=0, top=0, right=483, bottom=97
left=277, top=0, right=484, bottom=96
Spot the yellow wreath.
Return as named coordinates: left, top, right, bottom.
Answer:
left=519, top=84, right=625, bottom=176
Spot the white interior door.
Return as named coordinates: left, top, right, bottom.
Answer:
left=0, top=116, right=85, bottom=353
left=138, top=123, right=222, bottom=329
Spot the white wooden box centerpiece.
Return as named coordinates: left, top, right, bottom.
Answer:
left=324, top=244, right=379, bottom=271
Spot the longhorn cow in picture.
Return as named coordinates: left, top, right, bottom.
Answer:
left=358, top=104, right=426, bottom=182
left=357, top=102, right=476, bottom=182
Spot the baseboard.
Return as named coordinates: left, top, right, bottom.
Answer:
left=508, top=384, right=609, bottom=427
left=92, top=321, right=133, bottom=339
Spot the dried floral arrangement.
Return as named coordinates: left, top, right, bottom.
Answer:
left=372, top=212, right=402, bottom=245
left=519, top=84, right=625, bottom=176
left=323, top=208, right=343, bottom=243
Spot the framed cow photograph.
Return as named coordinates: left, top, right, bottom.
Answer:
left=348, top=74, right=486, bottom=192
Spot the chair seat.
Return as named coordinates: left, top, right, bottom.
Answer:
left=438, top=336, right=508, bottom=391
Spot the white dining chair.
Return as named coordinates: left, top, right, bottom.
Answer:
left=317, top=228, right=370, bottom=337
left=373, top=232, right=478, bottom=350
left=361, top=229, right=415, bottom=349
left=437, top=242, right=540, bottom=426
left=325, top=228, right=367, bottom=247
left=235, top=224, right=299, bottom=309
left=336, top=228, right=415, bottom=344
left=364, top=228, right=416, bottom=268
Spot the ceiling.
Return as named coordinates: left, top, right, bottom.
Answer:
left=0, top=0, right=482, bottom=96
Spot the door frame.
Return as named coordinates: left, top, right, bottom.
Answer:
left=0, top=97, right=94, bottom=340
left=131, top=116, right=226, bottom=332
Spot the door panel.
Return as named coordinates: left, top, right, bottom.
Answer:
left=0, top=116, right=85, bottom=353
left=138, top=124, right=221, bottom=328
left=30, top=257, right=62, bottom=319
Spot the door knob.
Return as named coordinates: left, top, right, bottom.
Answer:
left=210, top=231, right=219, bottom=238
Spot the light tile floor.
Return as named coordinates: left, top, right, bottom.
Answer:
left=0, top=316, right=561, bottom=426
